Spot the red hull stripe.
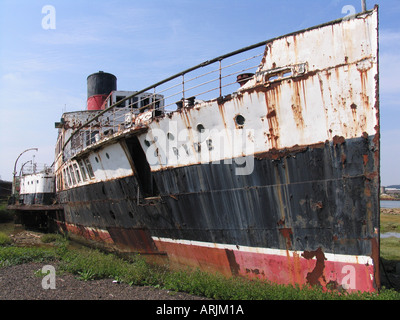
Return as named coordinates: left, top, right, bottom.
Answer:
left=60, top=223, right=114, bottom=244
left=153, top=237, right=376, bottom=292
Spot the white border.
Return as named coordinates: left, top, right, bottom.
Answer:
left=152, top=236, right=374, bottom=265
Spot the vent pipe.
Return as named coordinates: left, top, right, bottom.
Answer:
left=361, top=0, right=367, bottom=12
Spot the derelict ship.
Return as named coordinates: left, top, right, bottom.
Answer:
left=22, top=7, right=382, bottom=292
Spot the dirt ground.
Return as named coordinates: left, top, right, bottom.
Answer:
left=0, top=262, right=210, bottom=300
left=1, top=230, right=210, bottom=301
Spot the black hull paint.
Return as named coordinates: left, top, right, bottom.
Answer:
left=20, top=193, right=56, bottom=206
left=59, top=135, right=379, bottom=257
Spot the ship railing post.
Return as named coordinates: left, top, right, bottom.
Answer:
left=219, top=60, right=222, bottom=97
left=113, top=104, right=115, bottom=132
left=182, top=74, right=185, bottom=104
left=152, top=87, right=156, bottom=119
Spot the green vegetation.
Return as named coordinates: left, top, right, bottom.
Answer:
left=381, top=213, right=400, bottom=234
left=0, top=246, right=58, bottom=268
left=0, top=202, right=13, bottom=223
left=0, top=233, right=398, bottom=300
left=381, top=237, right=400, bottom=262
left=40, top=233, right=66, bottom=244
left=0, top=232, right=11, bottom=246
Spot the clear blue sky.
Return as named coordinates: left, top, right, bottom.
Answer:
left=0, top=0, right=398, bottom=186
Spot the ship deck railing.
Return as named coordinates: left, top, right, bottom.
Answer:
left=62, top=39, right=272, bottom=158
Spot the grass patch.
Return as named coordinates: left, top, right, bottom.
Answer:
left=0, top=202, right=13, bottom=223
left=0, top=246, right=58, bottom=268
left=0, top=222, right=15, bottom=236
left=0, top=232, right=11, bottom=246
left=381, top=213, right=400, bottom=234
left=1, top=239, right=399, bottom=300
left=381, top=237, right=400, bottom=262
left=40, top=233, right=66, bottom=244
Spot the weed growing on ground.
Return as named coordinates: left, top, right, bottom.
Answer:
left=0, top=232, right=11, bottom=246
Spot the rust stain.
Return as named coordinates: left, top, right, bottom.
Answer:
left=107, top=227, right=159, bottom=254
left=277, top=219, right=285, bottom=226
left=363, top=154, right=369, bottom=166
left=310, top=200, right=323, bottom=211
left=225, top=249, right=240, bottom=276
left=217, top=102, right=228, bottom=129
left=302, top=247, right=327, bottom=287
left=341, top=153, right=347, bottom=167
left=359, top=69, right=371, bottom=110
left=351, top=103, right=358, bottom=120
left=291, top=79, right=306, bottom=128
left=266, top=109, right=276, bottom=119
left=332, top=135, right=345, bottom=146
left=370, top=238, right=380, bottom=290
left=292, top=252, right=303, bottom=286
left=263, top=82, right=281, bottom=149
left=255, top=141, right=325, bottom=161
left=279, top=228, right=293, bottom=248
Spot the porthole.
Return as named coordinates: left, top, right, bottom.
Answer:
left=235, top=114, right=245, bottom=126
left=196, top=124, right=205, bottom=133
left=144, top=139, right=151, bottom=147
left=167, top=132, right=175, bottom=140
left=106, top=153, right=110, bottom=159
left=95, top=157, right=99, bottom=163
left=110, top=210, right=116, bottom=220
left=128, top=211, right=134, bottom=219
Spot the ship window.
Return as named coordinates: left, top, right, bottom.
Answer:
left=141, top=97, right=150, bottom=111
left=78, top=160, right=88, bottom=181
left=73, top=163, right=81, bottom=183
left=64, top=168, right=71, bottom=187
left=116, top=96, right=126, bottom=108
left=85, top=131, right=99, bottom=146
left=69, top=165, right=77, bottom=185
left=95, top=157, right=99, bottom=163
left=84, top=158, right=95, bottom=179
left=265, top=67, right=293, bottom=83
left=283, top=70, right=293, bottom=78
left=167, top=132, right=174, bottom=140
left=129, top=97, right=139, bottom=109
left=106, top=153, right=110, bottom=159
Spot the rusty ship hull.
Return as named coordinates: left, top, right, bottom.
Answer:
left=54, top=8, right=380, bottom=292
